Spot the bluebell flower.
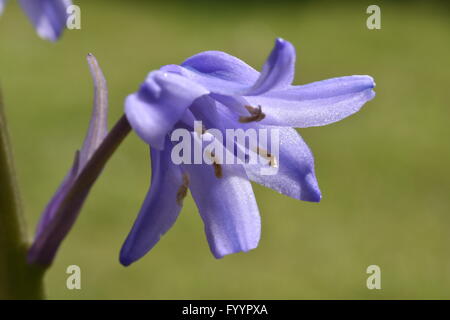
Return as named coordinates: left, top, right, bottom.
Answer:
left=121, top=38, right=375, bottom=265
left=0, top=0, right=72, bottom=42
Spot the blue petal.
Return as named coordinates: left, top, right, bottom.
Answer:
left=188, top=95, right=222, bottom=130
left=245, top=38, right=296, bottom=95
left=183, top=137, right=261, bottom=258
left=181, top=50, right=259, bottom=85
left=0, top=0, right=6, bottom=15
left=120, top=140, right=183, bottom=266
left=161, top=64, right=248, bottom=96
left=19, top=0, right=72, bottom=42
left=125, top=70, right=209, bottom=150
left=244, top=127, right=322, bottom=202
left=162, top=40, right=295, bottom=97
left=215, top=104, right=321, bottom=202
left=208, top=94, right=249, bottom=116
left=244, top=75, right=376, bottom=127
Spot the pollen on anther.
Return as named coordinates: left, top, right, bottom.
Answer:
left=239, top=105, right=266, bottom=123
left=268, top=154, right=278, bottom=168
left=176, top=173, right=190, bottom=206
left=256, top=146, right=278, bottom=168
left=195, top=123, right=207, bottom=137
left=213, top=162, right=223, bottom=178
left=206, top=151, right=223, bottom=178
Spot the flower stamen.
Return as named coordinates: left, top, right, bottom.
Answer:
left=239, top=105, right=266, bottom=123
left=255, top=146, right=278, bottom=168
left=206, top=151, right=223, bottom=178
left=195, top=123, right=207, bottom=137
left=213, top=162, right=223, bottom=178
left=176, top=172, right=190, bottom=206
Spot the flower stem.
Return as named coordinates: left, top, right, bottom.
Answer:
left=28, top=114, right=131, bottom=266
left=0, top=92, right=45, bottom=299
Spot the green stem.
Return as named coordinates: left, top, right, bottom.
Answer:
left=0, top=91, right=45, bottom=299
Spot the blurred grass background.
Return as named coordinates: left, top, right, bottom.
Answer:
left=1, top=0, right=450, bottom=299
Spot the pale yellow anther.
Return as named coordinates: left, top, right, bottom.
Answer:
left=254, top=146, right=278, bottom=168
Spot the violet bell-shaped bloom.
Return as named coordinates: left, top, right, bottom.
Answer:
left=122, top=38, right=375, bottom=265
left=0, top=0, right=72, bottom=41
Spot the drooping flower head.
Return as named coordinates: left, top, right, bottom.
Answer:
left=121, top=38, right=375, bottom=265
left=0, top=0, right=72, bottom=42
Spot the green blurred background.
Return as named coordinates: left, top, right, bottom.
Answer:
left=1, top=0, right=450, bottom=299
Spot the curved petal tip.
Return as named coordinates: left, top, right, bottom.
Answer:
left=357, top=74, right=376, bottom=89
left=119, top=251, right=134, bottom=267
left=303, top=173, right=322, bottom=202
left=246, top=37, right=296, bottom=95
left=19, top=0, right=72, bottom=42
left=212, top=241, right=259, bottom=259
